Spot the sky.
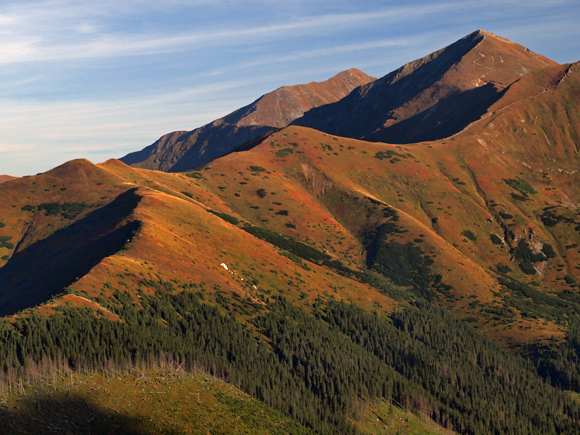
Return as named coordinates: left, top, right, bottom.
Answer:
left=1, top=1, right=579, bottom=176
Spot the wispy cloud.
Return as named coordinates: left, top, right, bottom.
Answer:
left=0, top=72, right=294, bottom=175
left=0, top=2, right=465, bottom=65
left=236, top=36, right=428, bottom=70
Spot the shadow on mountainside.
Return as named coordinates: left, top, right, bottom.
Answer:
left=364, top=82, right=506, bottom=144
left=0, top=394, right=154, bottom=435
left=0, top=189, right=142, bottom=317
left=290, top=31, right=487, bottom=139
left=168, top=122, right=273, bottom=172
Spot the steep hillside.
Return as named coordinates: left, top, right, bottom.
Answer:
left=0, top=158, right=395, bottom=319
left=120, top=68, right=375, bottom=172
left=1, top=132, right=580, bottom=433
left=198, top=62, right=580, bottom=346
left=293, top=30, right=558, bottom=144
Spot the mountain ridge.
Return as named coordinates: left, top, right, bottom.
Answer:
left=0, top=175, right=16, bottom=183
left=120, top=68, right=375, bottom=172
left=292, top=29, right=558, bottom=143
left=121, top=30, right=558, bottom=173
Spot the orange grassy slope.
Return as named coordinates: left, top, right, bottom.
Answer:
left=1, top=62, right=578, bottom=350
left=197, top=61, right=579, bottom=346
left=0, top=175, right=17, bottom=184
left=0, top=158, right=396, bottom=321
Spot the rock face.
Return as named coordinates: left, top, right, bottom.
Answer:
left=292, top=30, right=558, bottom=143
left=120, top=68, right=375, bottom=172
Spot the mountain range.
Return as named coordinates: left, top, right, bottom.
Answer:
left=121, top=30, right=557, bottom=172
left=120, top=68, right=375, bottom=172
left=1, top=30, right=579, bottom=434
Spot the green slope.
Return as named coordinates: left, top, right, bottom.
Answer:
left=0, top=368, right=312, bottom=435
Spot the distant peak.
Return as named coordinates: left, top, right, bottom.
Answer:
left=101, top=158, right=132, bottom=169
left=329, top=68, right=376, bottom=83
left=468, top=29, right=493, bottom=38
left=337, top=67, right=366, bottom=76
left=54, top=158, right=96, bottom=169
left=0, top=175, right=17, bottom=183
left=467, top=29, right=515, bottom=44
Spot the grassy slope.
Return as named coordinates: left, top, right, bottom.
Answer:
left=0, top=159, right=129, bottom=267
left=1, top=65, right=578, bottom=343
left=0, top=367, right=451, bottom=435
left=197, top=63, right=580, bottom=346
left=0, top=368, right=312, bottom=434
left=0, top=157, right=396, bottom=321
left=354, top=399, right=455, bottom=435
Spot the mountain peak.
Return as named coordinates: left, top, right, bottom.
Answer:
left=292, top=30, right=558, bottom=143
left=471, top=29, right=495, bottom=38
left=471, top=29, right=514, bottom=43
left=225, top=68, right=376, bottom=128
left=327, top=68, right=375, bottom=84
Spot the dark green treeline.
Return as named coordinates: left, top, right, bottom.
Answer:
left=0, top=281, right=578, bottom=434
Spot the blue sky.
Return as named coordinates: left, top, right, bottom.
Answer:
left=1, top=1, right=579, bottom=176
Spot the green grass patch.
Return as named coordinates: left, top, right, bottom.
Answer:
left=242, top=224, right=329, bottom=264
left=0, top=235, right=14, bottom=250
left=208, top=210, right=240, bottom=225
left=249, top=166, right=267, bottom=172
left=513, top=240, right=547, bottom=264
left=461, top=230, right=477, bottom=241
left=275, top=148, right=294, bottom=158
left=185, top=171, right=203, bottom=179
left=498, top=211, right=513, bottom=220
left=497, top=275, right=579, bottom=322
left=34, top=202, right=87, bottom=219
left=511, top=193, right=530, bottom=201
left=374, top=150, right=406, bottom=161
left=503, top=177, right=537, bottom=196
left=542, top=243, right=557, bottom=259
